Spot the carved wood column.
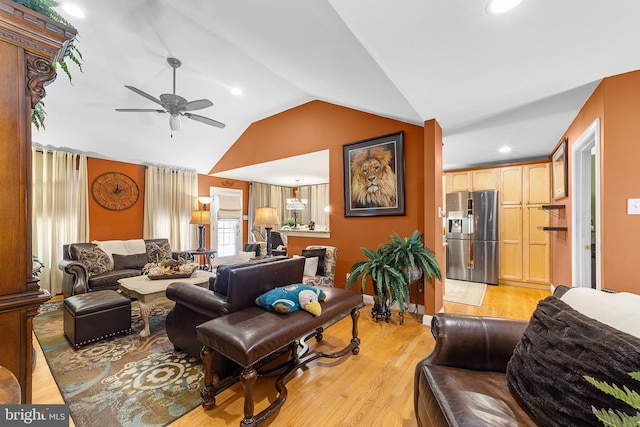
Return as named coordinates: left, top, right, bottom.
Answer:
left=0, top=0, right=76, bottom=403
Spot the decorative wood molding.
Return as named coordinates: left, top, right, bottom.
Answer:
left=0, top=0, right=76, bottom=60
left=26, top=52, right=56, bottom=107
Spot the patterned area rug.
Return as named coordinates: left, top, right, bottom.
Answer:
left=443, top=279, right=487, bottom=306
left=33, top=299, right=203, bottom=427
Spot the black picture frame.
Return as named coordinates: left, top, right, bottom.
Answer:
left=343, top=131, right=405, bottom=217
left=552, top=137, right=568, bottom=200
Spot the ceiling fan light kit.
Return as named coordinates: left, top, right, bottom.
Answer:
left=116, top=57, right=225, bottom=131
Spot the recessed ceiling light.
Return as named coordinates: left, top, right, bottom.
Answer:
left=499, top=146, right=512, bottom=153
left=486, top=0, right=523, bottom=15
left=60, top=3, right=85, bottom=19
left=230, top=87, right=242, bottom=96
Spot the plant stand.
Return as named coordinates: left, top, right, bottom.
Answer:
left=371, top=293, right=392, bottom=323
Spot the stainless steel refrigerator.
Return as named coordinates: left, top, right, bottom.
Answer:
left=445, top=190, right=499, bottom=285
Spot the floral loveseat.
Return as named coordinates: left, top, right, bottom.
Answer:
left=59, top=238, right=185, bottom=296
left=300, top=245, right=337, bottom=286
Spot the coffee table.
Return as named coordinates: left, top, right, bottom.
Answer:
left=118, top=270, right=215, bottom=337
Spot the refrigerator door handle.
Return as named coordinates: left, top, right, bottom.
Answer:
left=467, top=240, right=474, bottom=269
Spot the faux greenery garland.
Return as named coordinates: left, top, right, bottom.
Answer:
left=12, top=0, right=83, bottom=130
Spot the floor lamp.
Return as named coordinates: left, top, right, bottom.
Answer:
left=254, top=207, right=279, bottom=256
left=190, top=210, right=211, bottom=252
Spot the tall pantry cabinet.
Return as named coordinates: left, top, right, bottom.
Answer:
left=444, top=162, right=551, bottom=288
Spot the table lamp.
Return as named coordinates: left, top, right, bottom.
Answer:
left=254, top=207, right=279, bottom=256
left=190, top=210, right=211, bottom=251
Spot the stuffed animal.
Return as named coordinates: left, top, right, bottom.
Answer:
left=256, top=284, right=326, bottom=316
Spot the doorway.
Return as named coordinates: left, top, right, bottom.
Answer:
left=209, top=188, right=243, bottom=256
left=571, top=118, right=600, bottom=289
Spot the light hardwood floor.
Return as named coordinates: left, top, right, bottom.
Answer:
left=32, top=284, right=550, bottom=427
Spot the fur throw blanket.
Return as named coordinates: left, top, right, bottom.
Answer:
left=506, top=295, right=640, bottom=426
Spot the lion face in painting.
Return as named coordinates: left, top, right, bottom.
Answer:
left=350, top=146, right=397, bottom=208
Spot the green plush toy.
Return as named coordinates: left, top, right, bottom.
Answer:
left=256, top=284, right=326, bottom=316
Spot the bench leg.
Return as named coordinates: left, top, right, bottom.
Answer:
left=240, top=368, right=258, bottom=427
left=200, top=346, right=217, bottom=409
left=351, top=307, right=361, bottom=355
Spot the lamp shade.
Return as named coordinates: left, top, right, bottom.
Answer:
left=254, top=207, right=278, bottom=226
left=197, top=196, right=213, bottom=206
left=190, top=210, right=211, bottom=225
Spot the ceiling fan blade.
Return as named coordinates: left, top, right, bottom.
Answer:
left=183, top=112, right=226, bottom=128
left=183, top=99, right=213, bottom=111
left=115, top=108, right=166, bottom=113
left=124, top=85, right=163, bottom=106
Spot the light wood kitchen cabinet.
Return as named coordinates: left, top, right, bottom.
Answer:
left=500, top=166, right=523, bottom=205
left=446, top=171, right=471, bottom=192
left=445, top=168, right=498, bottom=193
left=499, top=163, right=551, bottom=287
left=471, top=168, right=498, bottom=190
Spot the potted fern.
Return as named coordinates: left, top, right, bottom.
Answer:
left=12, top=0, right=83, bottom=129
left=346, top=230, right=441, bottom=324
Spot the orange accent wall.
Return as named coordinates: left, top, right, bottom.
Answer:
left=551, top=70, right=640, bottom=293
left=211, top=100, right=444, bottom=313
left=88, top=158, right=146, bottom=241
left=87, top=159, right=251, bottom=249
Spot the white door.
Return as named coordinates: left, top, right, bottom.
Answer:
left=571, top=119, right=600, bottom=289
left=209, top=188, right=243, bottom=256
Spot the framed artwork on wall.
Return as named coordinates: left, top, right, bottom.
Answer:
left=552, top=137, right=568, bottom=200
left=343, top=131, right=405, bottom=217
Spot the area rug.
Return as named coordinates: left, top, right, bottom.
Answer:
left=443, top=279, right=487, bottom=306
left=33, top=299, right=203, bottom=427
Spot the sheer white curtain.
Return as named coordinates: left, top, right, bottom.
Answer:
left=32, top=148, right=89, bottom=295
left=299, top=184, right=330, bottom=228
left=143, top=165, right=197, bottom=251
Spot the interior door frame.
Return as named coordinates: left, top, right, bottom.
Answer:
left=209, top=187, right=244, bottom=254
left=571, top=118, right=601, bottom=289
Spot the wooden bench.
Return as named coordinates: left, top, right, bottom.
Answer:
left=196, top=286, right=363, bottom=427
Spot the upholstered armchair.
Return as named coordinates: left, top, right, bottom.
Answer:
left=302, top=245, right=337, bottom=287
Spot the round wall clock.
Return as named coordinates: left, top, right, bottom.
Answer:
left=91, top=172, right=140, bottom=211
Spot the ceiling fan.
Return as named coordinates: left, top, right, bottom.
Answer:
left=116, top=57, right=225, bottom=130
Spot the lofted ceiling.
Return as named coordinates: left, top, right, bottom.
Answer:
left=32, top=0, right=640, bottom=185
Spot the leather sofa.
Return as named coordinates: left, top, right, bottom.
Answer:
left=165, top=256, right=304, bottom=378
left=414, top=286, right=640, bottom=427
left=59, top=238, right=186, bottom=296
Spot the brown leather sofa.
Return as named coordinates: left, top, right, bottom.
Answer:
left=165, top=256, right=304, bottom=378
left=59, top=238, right=186, bottom=296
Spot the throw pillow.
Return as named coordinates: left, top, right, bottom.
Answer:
left=303, top=256, right=319, bottom=277
left=302, top=248, right=326, bottom=276
left=77, top=246, right=113, bottom=277
left=506, top=296, right=640, bottom=427
left=146, top=241, right=172, bottom=263
left=255, top=284, right=326, bottom=316
left=93, top=239, right=126, bottom=263
left=112, top=253, right=148, bottom=270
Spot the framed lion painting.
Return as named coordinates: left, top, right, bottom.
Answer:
left=343, top=131, right=405, bottom=217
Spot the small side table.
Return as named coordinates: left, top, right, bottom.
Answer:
left=187, top=249, right=217, bottom=271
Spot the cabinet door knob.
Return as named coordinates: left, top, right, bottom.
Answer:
left=585, top=244, right=591, bottom=250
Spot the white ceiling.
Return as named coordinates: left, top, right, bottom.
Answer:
left=33, top=1, right=640, bottom=185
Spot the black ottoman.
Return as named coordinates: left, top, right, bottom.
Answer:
left=63, top=290, right=132, bottom=348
